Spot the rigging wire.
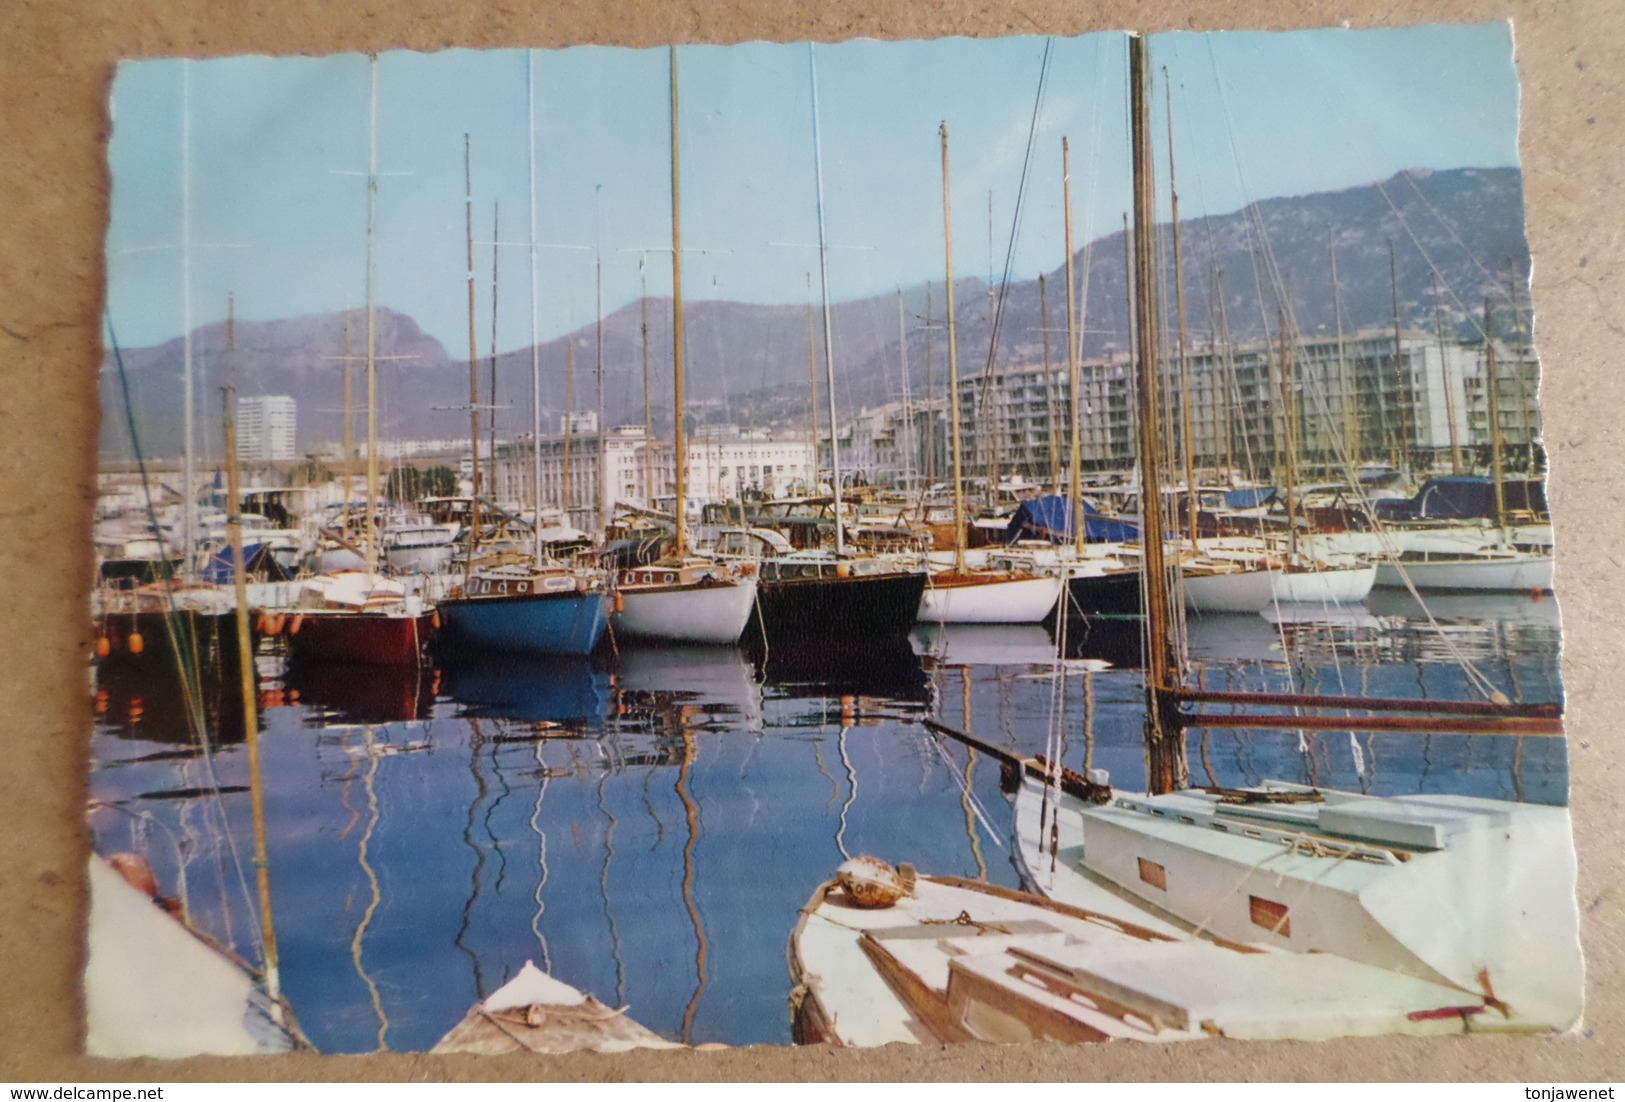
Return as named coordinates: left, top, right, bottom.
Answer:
left=104, top=310, right=266, bottom=960
left=972, top=37, right=1056, bottom=492
left=1197, top=33, right=1508, bottom=703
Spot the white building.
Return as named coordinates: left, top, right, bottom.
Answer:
left=938, top=330, right=1542, bottom=483
left=492, top=424, right=816, bottom=530
left=236, top=395, right=297, bottom=462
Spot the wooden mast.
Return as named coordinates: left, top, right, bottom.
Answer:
left=940, top=123, right=967, bottom=575
left=1040, top=272, right=1060, bottom=492
left=641, top=262, right=654, bottom=507
left=488, top=202, right=500, bottom=508
left=223, top=293, right=287, bottom=1031
left=1432, top=277, right=1463, bottom=475
left=1330, top=228, right=1357, bottom=470
left=563, top=339, right=574, bottom=527
left=526, top=50, right=544, bottom=561
left=925, top=284, right=935, bottom=483
left=808, top=43, right=845, bottom=556
left=1165, top=67, right=1197, bottom=551
left=1386, top=240, right=1406, bottom=474
left=1211, top=265, right=1237, bottom=480
left=897, top=288, right=914, bottom=488
left=463, top=134, right=482, bottom=583
left=595, top=186, right=606, bottom=536
left=1485, top=299, right=1506, bottom=531
left=1062, top=138, right=1085, bottom=557
left=1278, top=308, right=1300, bottom=562
left=1129, top=33, right=1186, bottom=796
left=669, top=45, right=688, bottom=556
left=363, top=55, right=381, bottom=573
left=342, top=315, right=354, bottom=533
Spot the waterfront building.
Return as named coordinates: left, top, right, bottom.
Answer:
left=938, top=329, right=1542, bottom=483
left=491, top=424, right=816, bottom=529
left=235, top=395, right=297, bottom=462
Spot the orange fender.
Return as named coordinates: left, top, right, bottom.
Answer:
left=95, top=637, right=111, bottom=658
left=127, top=632, right=144, bottom=655
left=289, top=614, right=304, bottom=635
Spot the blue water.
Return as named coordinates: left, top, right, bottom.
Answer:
left=86, top=590, right=1567, bottom=1052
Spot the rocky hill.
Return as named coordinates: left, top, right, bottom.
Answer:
left=101, top=166, right=1530, bottom=459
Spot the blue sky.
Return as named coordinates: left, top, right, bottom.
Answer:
left=105, top=24, right=1520, bottom=354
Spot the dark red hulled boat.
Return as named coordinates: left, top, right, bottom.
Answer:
left=277, top=608, right=435, bottom=666
left=270, top=572, right=435, bottom=666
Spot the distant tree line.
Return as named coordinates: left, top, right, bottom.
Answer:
left=385, top=464, right=458, bottom=501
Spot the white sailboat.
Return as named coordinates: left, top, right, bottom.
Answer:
left=1375, top=306, right=1554, bottom=594
left=916, top=121, right=1061, bottom=625
left=610, top=46, right=759, bottom=645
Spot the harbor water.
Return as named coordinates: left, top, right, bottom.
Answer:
left=85, top=591, right=1566, bottom=1052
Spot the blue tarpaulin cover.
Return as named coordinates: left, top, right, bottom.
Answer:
left=202, top=542, right=291, bottom=583
left=1003, top=496, right=1140, bottom=544
left=1223, top=487, right=1277, bottom=509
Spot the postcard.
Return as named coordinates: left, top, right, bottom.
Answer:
left=86, top=24, right=1577, bottom=1057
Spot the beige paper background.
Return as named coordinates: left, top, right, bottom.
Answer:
left=1, top=0, right=1619, bottom=1082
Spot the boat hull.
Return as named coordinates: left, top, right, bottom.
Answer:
left=438, top=589, right=611, bottom=656
left=613, top=575, right=758, bottom=644
left=1374, top=552, right=1553, bottom=592
left=1012, top=775, right=1582, bottom=1034
left=92, top=607, right=250, bottom=671
left=1057, top=569, right=1142, bottom=617
left=753, top=570, right=926, bottom=640
left=791, top=861, right=1495, bottom=1047
left=917, top=572, right=1063, bottom=624
left=1181, top=567, right=1282, bottom=613
left=281, top=609, right=435, bottom=666
left=1271, top=563, right=1377, bottom=604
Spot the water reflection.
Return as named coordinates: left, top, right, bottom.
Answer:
left=912, top=623, right=1058, bottom=668
left=750, top=633, right=930, bottom=706
left=439, top=654, right=610, bottom=728
left=283, top=660, right=439, bottom=725
left=84, top=590, right=1568, bottom=1054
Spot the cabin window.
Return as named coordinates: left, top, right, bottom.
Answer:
left=517, top=581, right=529, bottom=594
left=498, top=582, right=508, bottom=595
left=1137, top=858, right=1166, bottom=891
left=1249, top=895, right=1291, bottom=937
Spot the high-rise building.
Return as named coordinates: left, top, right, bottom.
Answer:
left=237, top=395, right=297, bottom=461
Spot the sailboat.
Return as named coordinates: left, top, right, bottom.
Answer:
left=1256, top=311, right=1377, bottom=604
left=609, top=48, right=759, bottom=646
left=1000, top=137, right=1144, bottom=621
left=916, top=121, right=1062, bottom=625
left=1373, top=302, right=1554, bottom=593
left=742, top=45, right=927, bottom=645
left=435, top=115, right=612, bottom=658
left=278, top=59, right=435, bottom=667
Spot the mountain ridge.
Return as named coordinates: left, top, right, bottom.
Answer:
left=101, top=165, right=1531, bottom=460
